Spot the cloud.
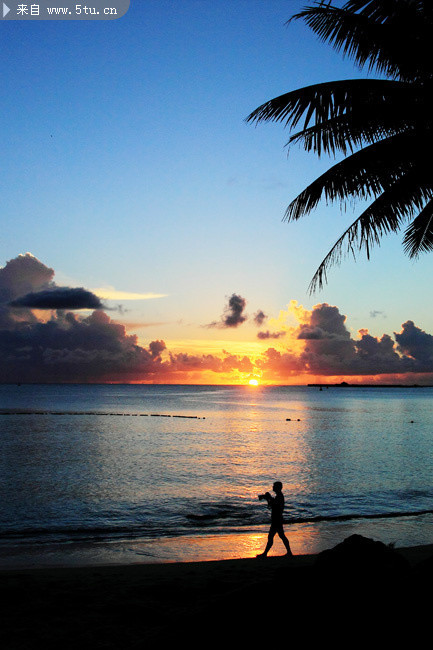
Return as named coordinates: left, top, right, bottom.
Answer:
left=257, top=330, right=286, bottom=340
left=253, top=310, right=267, bottom=327
left=207, top=293, right=248, bottom=329
left=222, top=294, right=247, bottom=327
left=370, top=310, right=386, bottom=318
left=291, top=303, right=397, bottom=376
left=256, top=302, right=433, bottom=381
left=10, top=287, right=104, bottom=310
left=91, top=287, right=167, bottom=301
left=0, top=305, right=255, bottom=383
left=3, top=255, right=433, bottom=385
left=0, top=255, right=257, bottom=383
left=296, top=326, right=326, bottom=340
left=394, top=320, right=433, bottom=371
left=0, top=252, right=54, bottom=304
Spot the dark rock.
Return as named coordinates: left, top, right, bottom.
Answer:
left=314, top=534, right=410, bottom=576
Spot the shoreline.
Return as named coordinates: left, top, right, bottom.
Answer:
left=2, top=541, right=433, bottom=645
left=2, top=540, right=432, bottom=576
left=3, top=511, right=433, bottom=571
left=2, top=541, right=433, bottom=575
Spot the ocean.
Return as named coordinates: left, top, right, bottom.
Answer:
left=1, top=383, right=433, bottom=568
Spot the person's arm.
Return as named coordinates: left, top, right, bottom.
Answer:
left=263, top=491, right=273, bottom=505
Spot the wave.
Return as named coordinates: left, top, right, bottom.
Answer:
left=285, top=509, right=433, bottom=525
left=184, top=507, right=433, bottom=527
left=2, top=508, right=433, bottom=547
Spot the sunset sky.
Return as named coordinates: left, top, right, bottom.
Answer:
left=2, top=0, right=433, bottom=384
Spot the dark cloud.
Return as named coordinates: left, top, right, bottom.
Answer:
left=0, top=253, right=54, bottom=304
left=253, top=310, right=267, bottom=327
left=258, top=304, right=433, bottom=381
left=10, top=287, right=104, bottom=310
left=0, top=255, right=256, bottom=383
left=207, top=293, right=247, bottom=329
left=306, top=303, right=350, bottom=339
left=0, top=305, right=255, bottom=383
left=394, top=320, right=433, bottom=371
left=257, top=330, right=286, bottom=340
left=296, top=326, right=325, bottom=340
left=148, top=339, right=166, bottom=359
left=222, top=294, right=247, bottom=328
left=0, top=253, right=57, bottom=329
left=295, top=304, right=393, bottom=375
left=370, top=310, right=386, bottom=318
left=0, top=308, right=171, bottom=382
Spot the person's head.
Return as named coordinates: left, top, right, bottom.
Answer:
left=273, top=481, right=282, bottom=493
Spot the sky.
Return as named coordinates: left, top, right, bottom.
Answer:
left=1, top=0, right=433, bottom=385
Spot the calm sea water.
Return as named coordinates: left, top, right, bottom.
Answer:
left=1, top=383, right=433, bottom=566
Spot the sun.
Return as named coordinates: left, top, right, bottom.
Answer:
left=248, top=379, right=259, bottom=386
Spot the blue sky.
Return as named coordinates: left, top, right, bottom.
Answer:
left=1, top=0, right=432, bottom=383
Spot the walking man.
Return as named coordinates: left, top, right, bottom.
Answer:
left=257, top=481, right=293, bottom=557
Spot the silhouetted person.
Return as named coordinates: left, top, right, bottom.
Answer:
left=256, top=481, right=293, bottom=557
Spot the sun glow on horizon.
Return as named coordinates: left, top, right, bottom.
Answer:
left=248, top=378, right=259, bottom=386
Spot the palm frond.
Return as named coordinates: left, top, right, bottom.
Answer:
left=285, top=132, right=422, bottom=221
left=403, top=199, right=433, bottom=258
left=289, top=4, right=400, bottom=78
left=246, top=79, right=404, bottom=132
left=287, top=109, right=411, bottom=156
left=309, top=171, right=433, bottom=292
left=246, top=79, right=419, bottom=157
left=290, top=1, right=433, bottom=81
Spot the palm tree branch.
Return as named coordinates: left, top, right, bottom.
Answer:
left=309, top=172, right=433, bottom=293
left=290, top=4, right=399, bottom=77
left=246, top=79, right=415, bottom=149
left=285, top=132, right=423, bottom=221
left=287, top=110, right=412, bottom=156
left=246, top=79, right=407, bottom=132
left=290, top=2, right=432, bottom=81
left=403, top=199, right=433, bottom=258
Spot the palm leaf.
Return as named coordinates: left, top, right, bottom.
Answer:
left=246, top=79, right=405, bottom=131
left=290, top=3, right=400, bottom=78
left=403, top=199, right=433, bottom=258
left=309, top=171, right=433, bottom=292
left=291, top=1, right=432, bottom=81
left=246, top=79, right=419, bottom=157
left=285, top=132, right=423, bottom=221
left=287, top=107, right=412, bottom=156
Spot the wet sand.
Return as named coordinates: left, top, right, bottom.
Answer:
left=1, top=543, right=432, bottom=647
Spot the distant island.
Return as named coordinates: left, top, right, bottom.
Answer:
left=308, top=382, right=433, bottom=388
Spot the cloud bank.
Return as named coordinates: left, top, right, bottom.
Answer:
left=255, top=301, right=433, bottom=383
left=2, top=254, right=433, bottom=384
left=0, top=255, right=254, bottom=383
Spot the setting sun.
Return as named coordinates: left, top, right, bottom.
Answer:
left=248, top=379, right=259, bottom=386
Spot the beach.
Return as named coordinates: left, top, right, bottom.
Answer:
left=2, top=540, right=432, bottom=647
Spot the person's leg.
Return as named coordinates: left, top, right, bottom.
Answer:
left=277, top=526, right=293, bottom=556
left=256, top=527, right=276, bottom=557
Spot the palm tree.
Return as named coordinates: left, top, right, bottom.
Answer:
left=246, top=0, right=433, bottom=292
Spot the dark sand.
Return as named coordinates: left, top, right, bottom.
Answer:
left=1, top=544, right=432, bottom=647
